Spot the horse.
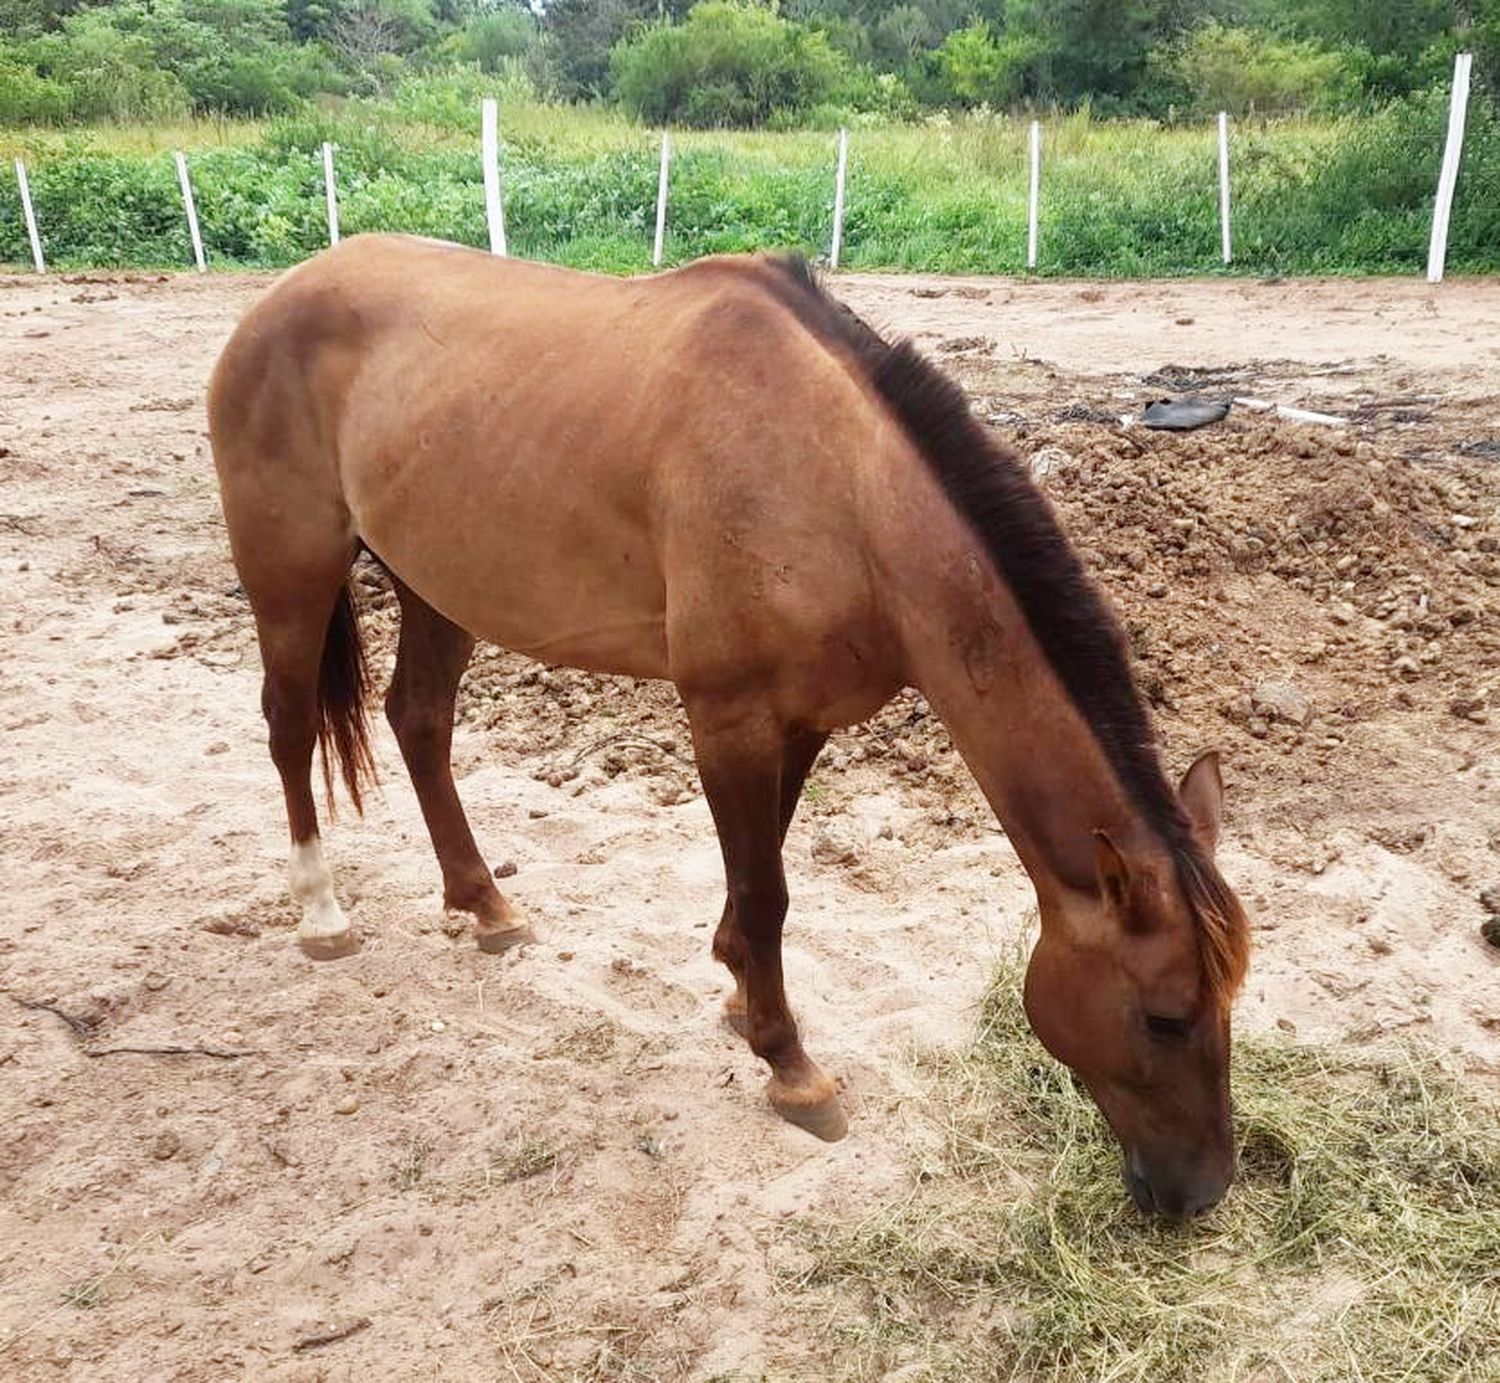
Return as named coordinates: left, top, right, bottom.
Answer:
left=208, top=234, right=1249, bottom=1219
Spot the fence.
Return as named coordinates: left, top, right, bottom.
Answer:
left=2, top=56, right=1481, bottom=282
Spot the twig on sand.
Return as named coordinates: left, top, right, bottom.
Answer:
left=85, top=1044, right=259, bottom=1060
left=560, top=730, right=689, bottom=772
left=6, top=994, right=256, bottom=1059
left=5, top=993, right=96, bottom=1035
left=292, top=1317, right=372, bottom=1352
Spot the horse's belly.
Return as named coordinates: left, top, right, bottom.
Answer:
left=346, top=458, right=668, bottom=679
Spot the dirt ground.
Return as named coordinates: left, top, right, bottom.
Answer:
left=2, top=266, right=1497, bottom=1380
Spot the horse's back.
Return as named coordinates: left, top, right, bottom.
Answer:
left=210, top=236, right=905, bottom=706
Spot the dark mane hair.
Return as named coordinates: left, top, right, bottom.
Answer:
left=756, top=253, right=1248, bottom=1000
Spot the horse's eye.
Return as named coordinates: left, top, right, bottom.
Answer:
left=1145, top=1013, right=1191, bottom=1040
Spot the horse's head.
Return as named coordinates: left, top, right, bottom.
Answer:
left=1023, top=752, right=1248, bottom=1219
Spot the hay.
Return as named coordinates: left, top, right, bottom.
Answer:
left=790, top=959, right=1500, bottom=1382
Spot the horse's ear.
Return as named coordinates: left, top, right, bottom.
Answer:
left=1178, top=751, right=1224, bottom=853
left=1093, top=830, right=1133, bottom=918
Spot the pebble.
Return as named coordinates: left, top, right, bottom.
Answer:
left=430, top=1019, right=446, bottom=1034
left=144, top=972, right=170, bottom=992
left=809, top=824, right=862, bottom=867
left=334, top=1094, right=359, bottom=1116
left=1252, top=678, right=1312, bottom=727
left=494, top=860, right=518, bottom=879
left=152, top=1130, right=180, bottom=1160
left=1482, top=918, right=1500, bottom=949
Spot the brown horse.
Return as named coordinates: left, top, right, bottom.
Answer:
left=208, top=234, right=1249, bottom=1218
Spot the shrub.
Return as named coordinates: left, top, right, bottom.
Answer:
left=0, top=51, right=76, bottom=123
left=611, top=2, right=846, bottom=128
left=930, top=20, right=1039, bottom=110
left=455, top=5, right=538, bottom=73
left=1163, top=23, right=1360, bottom=117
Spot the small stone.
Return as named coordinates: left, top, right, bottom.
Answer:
left=1481, top=917, right=1500, bottom=950
left=1275, top=1018, right=1296, bottom=1034
left=334, top=1094, right=359, bottom=1116
left=1028, top=446, right=1072, bottom=481
left=144, top=972, right=170, bottom=992
left=494, top=860, right=518, bottom=879
left=528, top=808, right=549, bottom=820
left=1146, top=582, right=1169, bottom=599
left=1253, top=679, right=1312, bottom=727
left=1479, top=885, right=1500, bottom=913
left=430, top=1019, right=446, bottom=1034
left=205, top=741, right=230, bottom=755
left=809, top=824, right=861, bottom=867
left=152, top=1130, right=180, bottom=1160
left=1392, top=656, right=1421, bottom=678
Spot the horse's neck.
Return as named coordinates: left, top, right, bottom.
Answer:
left=882, top=513, right=1140, bottom=897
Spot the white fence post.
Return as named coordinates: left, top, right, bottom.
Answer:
left=14, top=159, right=44, bottom=274
left=321, top=142, right=340, bottom=247
left=1427, top=51, right=1473, bottom=284
left=174, top=151, right=206, bottom=273
left=830, top=127, right=848, bottom=269
left=1218, top=112, right=1232, bottom=266
left=481, top=98, right=507, bottom=257
left=652, top=131, right=671, bottom=268
left=1027, top=120, right=1041, bottom=271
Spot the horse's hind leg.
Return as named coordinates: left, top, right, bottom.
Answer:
left=385, top=578, right=532, bottom=952
left=716, top=725, right=827, bottom=1037
left=690, top=702, right=844, bottom=1142
left=253, top=552, right=365, bottom=960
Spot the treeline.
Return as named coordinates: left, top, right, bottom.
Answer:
left=1, top=0, right=1495, bottom=127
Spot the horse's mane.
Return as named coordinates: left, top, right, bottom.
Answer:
left=754, top=253, right=1248, bottom=1002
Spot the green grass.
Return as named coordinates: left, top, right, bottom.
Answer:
left=1, top=83, right=1497, bottom=276
left=787, top=958, right=1500, bottom=1382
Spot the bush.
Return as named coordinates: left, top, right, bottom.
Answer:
left=930, top=20, right=1040, bottom=110
left=611, top=2, right=846, bottom=128
left=0, top=52, right=76, bottom=123
left=455, top=5, right=538, bottom=73
left=1163, top=23, right=1360, bottom=117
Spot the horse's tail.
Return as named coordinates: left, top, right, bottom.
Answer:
left=318, top=581, right=379, bottom=815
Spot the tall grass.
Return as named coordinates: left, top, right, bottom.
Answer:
left=787, top=958, right=1500, bottom=1381
left=1, top=84, right=1496, bottom=275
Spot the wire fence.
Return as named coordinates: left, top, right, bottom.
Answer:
left=2, top=56, right=1488, bottom=282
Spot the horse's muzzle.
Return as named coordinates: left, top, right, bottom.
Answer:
left=1124, top=1154, right=1230, bottom=1221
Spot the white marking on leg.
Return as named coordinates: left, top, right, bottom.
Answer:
left=289, top=837, right=350, bottom=943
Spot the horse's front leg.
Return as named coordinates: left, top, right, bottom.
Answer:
left=716, top=725, right=828, bottom=1039
left=687, top=700, right=846, bottom=1142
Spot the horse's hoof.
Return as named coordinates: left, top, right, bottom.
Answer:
left=298, top=930, right=360, bottom=961
left=769, top=1080, right=849, bottom=1142
left=476, top=924, right=535, bottom=954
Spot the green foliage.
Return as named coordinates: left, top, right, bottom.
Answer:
left=0, top=54, right=75, bottom=123
left=930, top=20, right=1041, bottom=108
left=452, top=4, right=537, bottom=73
left=612, top=2, right=847, bottom=128
left=1164, top=21, right=1359, bottom=115
left=3, top=95, right=1497, bottom=279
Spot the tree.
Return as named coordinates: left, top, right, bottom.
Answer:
left=543, top=0, right=691, bottom=101
left=611, top=1, right=845, bottom=126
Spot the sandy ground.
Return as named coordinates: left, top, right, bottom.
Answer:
left=1, top=267, right=1497, bottom=1380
